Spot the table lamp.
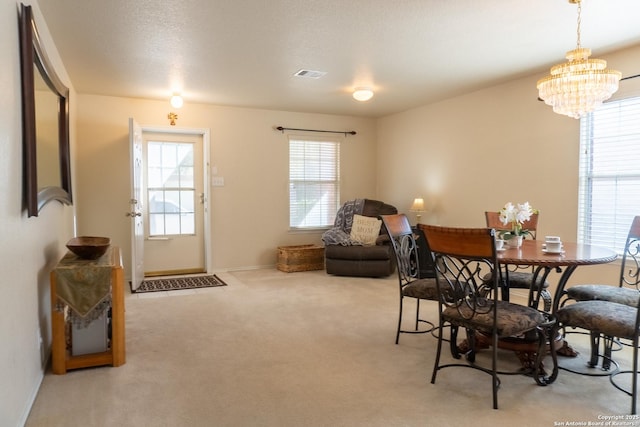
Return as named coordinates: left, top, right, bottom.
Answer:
left=410, top=198, right=425, bottom=224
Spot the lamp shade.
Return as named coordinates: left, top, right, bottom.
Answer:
left=410, top=198, right=425, bottom=212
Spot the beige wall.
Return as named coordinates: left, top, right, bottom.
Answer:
left=0, top=1, right=76, bottom=425
left=75, top=95, right=378, bottom=276
left=377, top=43, right=640, bottom=288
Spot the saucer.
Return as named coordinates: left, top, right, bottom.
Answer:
left=542, top=249, right=565, bottom=255
left=496, top=248, right=506, bottom=252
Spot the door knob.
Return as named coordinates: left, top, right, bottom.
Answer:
left=126, top=211, right=142, bottom=217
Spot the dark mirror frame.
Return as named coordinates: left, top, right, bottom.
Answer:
left=19, top=3, right=72, bottom=217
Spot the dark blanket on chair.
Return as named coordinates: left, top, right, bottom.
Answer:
left=321, top=199, right=365, bottom=246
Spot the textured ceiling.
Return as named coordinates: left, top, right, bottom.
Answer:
left=36, top=0, right=640, bottom=118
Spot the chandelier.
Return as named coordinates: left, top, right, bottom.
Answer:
left=536, top=0, right=621, bottom=119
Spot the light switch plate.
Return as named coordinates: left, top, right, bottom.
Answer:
left=212, top=176, right=225, bottom=187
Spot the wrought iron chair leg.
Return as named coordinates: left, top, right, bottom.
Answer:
left=534, top=325, right=558, bottom=385
left=633, top=342, right=638, bottom=415
left=395, top=296, right=403, bottom=344
left=431, top=319, right=445, bottom=384
left=450, top=325, right=460, bottom=359
left=466, top=329, right=476, bottom=363
left=602, top=335, right=614, bottom=371
left=415, top=299, right=420, bottom=330
left=491, top=333, right=499, bottom=409
left=589, top=332, right=600, bottom=368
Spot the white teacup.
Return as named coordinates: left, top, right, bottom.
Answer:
left=495, top=239, right=504, bottom=250
left=546, top=241, right=563, bottom=253
left=545, top=236, right=561, bottom=243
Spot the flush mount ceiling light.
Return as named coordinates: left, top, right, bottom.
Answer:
left=170, top=94, right=184, bottom=109
left=536, top=0, right=621, bottom=119
left=352, top=88, right=374, bottom=102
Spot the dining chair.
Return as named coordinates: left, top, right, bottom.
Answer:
left=380, top=214, right=438, bottom=344
left=554, top=297, right=640, bottom=414
left=485, top=211, right=552, bottom=311
left=564, top=215, right=640, bottom=307
left=559, top=215, right=640, bottom=370
left=421, top=224, right=557, bottom=409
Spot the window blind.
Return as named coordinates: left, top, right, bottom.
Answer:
left=289, top=137, right=340, bottom=229
left=578, top=96, right=640, bottom=252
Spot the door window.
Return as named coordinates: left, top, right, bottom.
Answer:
left=147, top=141, right=195, bottom=236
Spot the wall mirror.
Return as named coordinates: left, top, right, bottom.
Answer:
left=19, top=3, right=72, bottom=217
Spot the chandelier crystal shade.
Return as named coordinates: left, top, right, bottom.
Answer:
left=536, top=0, right=621, bottom=119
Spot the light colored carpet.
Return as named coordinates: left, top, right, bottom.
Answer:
left=26, top=268, right=633, bottom=426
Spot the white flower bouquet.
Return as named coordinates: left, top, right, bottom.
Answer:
left=498, top=201, right=536, bottom=241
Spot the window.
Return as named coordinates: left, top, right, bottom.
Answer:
left=578, top=96, right=640, bottom=252
left=147, top=141, right=196, bottom=236
left=289, top=136, right=340, bottom=229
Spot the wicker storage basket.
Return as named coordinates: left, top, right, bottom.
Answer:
left=277, top=244, right=325, bottom=272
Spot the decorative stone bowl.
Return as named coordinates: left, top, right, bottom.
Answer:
left=66, top=236, right=111, bottom=260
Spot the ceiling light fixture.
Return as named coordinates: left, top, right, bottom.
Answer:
left=170, top=94, right=184, bottom=109
left=536, top=0, right=621, bottom=119
left=352, top=88, right=374, bottom=102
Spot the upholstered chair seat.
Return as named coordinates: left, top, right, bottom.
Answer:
left=444, top=299, right=546, bottom=338
left=557, top=300, right=637, bottom=339
left=566, top=285, right=640, bottom=308
left=402, top=278, right=439, bottom=300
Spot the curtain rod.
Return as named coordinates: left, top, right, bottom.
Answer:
left=622, top=74, right=640, bottom=81
left=275, top=126, right=356, bottom=136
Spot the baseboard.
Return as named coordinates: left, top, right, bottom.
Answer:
left=214, top=264, right=276, bottom=272
left=19, top=367, right=45, bottom=427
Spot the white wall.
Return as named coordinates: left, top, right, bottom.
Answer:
left=0, top=1, right=76, bottom=425
left=376, top=43, right=640, bottom=287
left=75, top=95, right=378, bottom=276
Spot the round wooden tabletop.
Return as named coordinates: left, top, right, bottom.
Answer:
left=497, top=239, right=617, bottom=267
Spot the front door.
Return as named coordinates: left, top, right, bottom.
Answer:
left=128, top=118, right=145, bottom=290
left=142, top=131, right=206, bottom=276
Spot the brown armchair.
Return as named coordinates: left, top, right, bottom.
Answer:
left=323, top=199, right=397, bottom=277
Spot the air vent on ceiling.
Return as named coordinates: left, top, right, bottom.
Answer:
left=294, top=69, right=327, bottom=79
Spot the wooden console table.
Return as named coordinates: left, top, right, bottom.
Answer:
left=50, top=246, right=125, bottom=374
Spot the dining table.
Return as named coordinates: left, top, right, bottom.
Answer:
left=493, top=239, right=618, bottom=366
left=497, top=239, right=618, bottom=312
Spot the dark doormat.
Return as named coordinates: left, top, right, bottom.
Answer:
left=132, top=274, right=228, bottom=293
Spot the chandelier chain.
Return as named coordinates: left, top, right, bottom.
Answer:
left=576, top=0, right=582, bottom=48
